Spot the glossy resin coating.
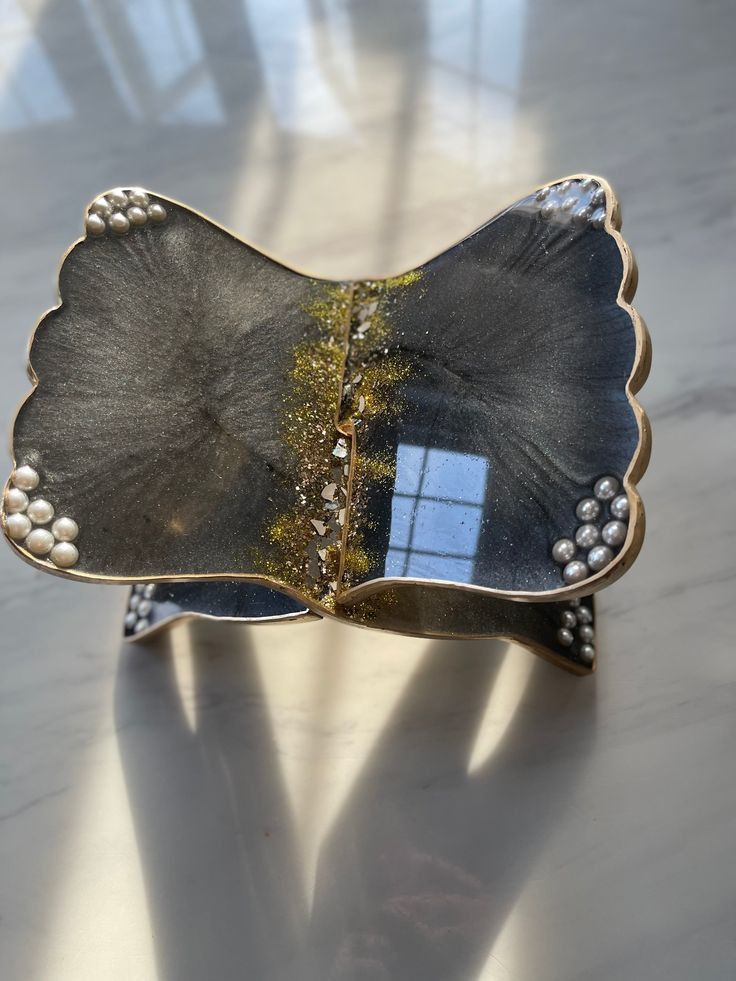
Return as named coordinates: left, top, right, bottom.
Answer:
left=2, top=180, right=649, bottom=671
left=341, top=183, right=641, bottom=597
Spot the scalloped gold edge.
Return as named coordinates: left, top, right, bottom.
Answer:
left=2, top=177, right=649, bottom=619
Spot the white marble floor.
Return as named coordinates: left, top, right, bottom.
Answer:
left=1, top=1, right=735, bottom=979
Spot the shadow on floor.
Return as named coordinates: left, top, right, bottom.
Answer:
left=115, top=620, right=596, bottom=981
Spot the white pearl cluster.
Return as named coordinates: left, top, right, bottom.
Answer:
left=533, top=177, right=606, bottom=229
left=552, top=476, right=630, bottom=584
left=124, top=583, right=156, bottom=634
left=556, top=597, right=596, bottom=666
left=85, top=188, right=166, bottom=237
left=4, top=464, right=80, bottom=568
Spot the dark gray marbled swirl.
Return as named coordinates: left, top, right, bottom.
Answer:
left=348, top=188, right=640, bottom=593
left=13, top=202, right=334, bottom=581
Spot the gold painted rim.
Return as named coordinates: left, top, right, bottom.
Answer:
left=123, top=603, right=320, bottom=644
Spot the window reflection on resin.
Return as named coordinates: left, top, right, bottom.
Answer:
left=385, top=444, right=489, bottom=582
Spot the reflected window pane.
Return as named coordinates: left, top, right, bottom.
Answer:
left=421, top=447, right=487, bottom=503
left=78, top=0, right=225, bottom=124
left=405, top=553, right=474, bottom=581
left=0, top=0, right=73, bottom=131
left=386, top=443, right=489, bottom=581
left=388, top=495, right=413, bottom=549
left=428, top=0, right=529, bottom=172
left=394, top=443, right=427, bottom=495
left=124, top=0, right=203, bottom=90
left=242, top=0, right=352, bottom=135
left=410, top=499, right=483, bottom=557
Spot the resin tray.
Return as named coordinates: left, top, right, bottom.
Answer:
left=2, top=178, right=650, bottom=673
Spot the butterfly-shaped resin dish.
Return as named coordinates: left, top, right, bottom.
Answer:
left=2, top=179, right=650, bottom=674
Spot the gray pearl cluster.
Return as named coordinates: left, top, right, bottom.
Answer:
left=85, top=188, right=166, bottom=237
left=556, top=597, right=596, bottom=666
left=534, top=177, right=606, bottom=229
left=4, top=464, right=80, bottom=568
left=124, top=583, right=156, bottom=634
left=552, top=476, right=630, bottom=584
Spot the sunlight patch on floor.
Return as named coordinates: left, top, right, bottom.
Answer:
left=467, top=645, right=534, bottom=775
left=254, top=618, right=429, bottom=910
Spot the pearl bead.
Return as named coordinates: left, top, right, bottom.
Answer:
left=573, top=205, right=592, bottom=224
left=561, top=196, right=576, bottom=212
left=536, top=186, right=551, bottom=201
left=594, top=475, right=619, bottom=501
left=587, top=544, right=614, bottom=571
left=127, top=206, right=147, bottom=226
left=563, top=559, right=589, bottom=584
left=107, top=188, right=129, bottom=208
left=610, top=493, right=629, bottom=520
left=579, top=177, right=596, bottom=191
left=575, top=523, right=600, bottom=549
left=602, top=520, right=627, bottom=547
left=27, top=498, right=54, bottom=524
left=90, top=195, right=112, bottom=217
left=85, top=213, right=106, bottom=236
left=557, top=180, right=573, bottom=194
left=108, top=211, right=130, bottom=234
left=25, top=528, right=54, bottom=555
left=590, top=208, right=606, bottom=230
left=12, top=465, right=39, bottom=490
left=576, top=497, right=601, bottom=522
left=127, top=188, right=150, bottom=208
left=568, top=598, right=581, bottom=608
left=137, top=599, right=152, bottom=617
left=52, top=516, right=78, bottom=541
left=5, top=487, right=28, bottom=512
left=552, top=538, right=576, bottom=564
left=134, top=584, right=145, bottom=594
left=50, top=541, right=78, bottom=568
left=578, top=624, right=595, bottom=643
left=576, top=606, right=593, bottom=624
left=134, top=618, right=150, bottom=633
left=557, top=627, right=574, bottom=647
left=124, top=612, right=138, bottom=630
left=540, top=202, right=558, bottom=220
left=6, top=512, right=32, bottom=540
left=129, top=593, right=141, bottom=611
left=143, top=583, right=155, bottom=598
left=147, top=202, right=167, bottom=223
left=560, top=609, right=577, bottom=629
left=591, top=186, right=605, bottom=207
left=579, top=643, right=595, bottom=665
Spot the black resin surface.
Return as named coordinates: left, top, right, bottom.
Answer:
left=7, top=182, right=643, bottom=622
left=346, top=194, right=639, bottom=594
left=15, top=203, right=337, bottom=581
